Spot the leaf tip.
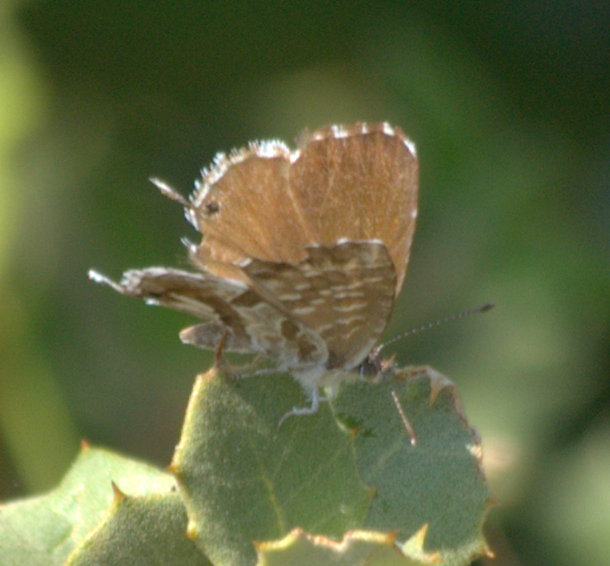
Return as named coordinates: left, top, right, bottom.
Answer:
left=400, top=524, right=443, bottom=563
left=111, top=481, right=126, bottom=503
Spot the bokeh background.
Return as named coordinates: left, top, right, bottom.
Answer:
left=1, top=2, right=607, bottom=564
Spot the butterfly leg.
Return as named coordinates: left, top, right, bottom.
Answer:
left=278, top=388, right=332, bottom=427
left=214, top=329, right=230, bottom=369
left=208, top=328, right=268, bottom=377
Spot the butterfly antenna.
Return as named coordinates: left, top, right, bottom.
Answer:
left=374, top=302, right=494, bottom=357
left=150, top=177, right=192, bottom=208
left=390, top=389, right=417, bottom=446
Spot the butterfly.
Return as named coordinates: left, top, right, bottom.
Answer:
left=89, top=122, right=418, bottom=418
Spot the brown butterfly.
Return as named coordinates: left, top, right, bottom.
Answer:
left=90, top=122, right=418, bottom=418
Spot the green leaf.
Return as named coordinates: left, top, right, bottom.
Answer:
left=172, top=365, right=491, bottom=566
left=332, top=366, right=492, bottom=565
left=0, top=445, right=209, bottom=566
left=67, top=488, right=210, bottom=566
left=171, top=368, right=372, bottom=566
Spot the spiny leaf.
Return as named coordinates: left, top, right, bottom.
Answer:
left=332, top=366, right=492, bottom=565
left=171, top=368, right=372, bottom=566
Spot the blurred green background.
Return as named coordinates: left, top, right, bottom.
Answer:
left=0, top=2, right=607, bottom=564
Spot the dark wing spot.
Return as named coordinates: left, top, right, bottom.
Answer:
left=205, top=201, right=220, bottom=215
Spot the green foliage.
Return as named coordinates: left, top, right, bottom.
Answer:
left=0, top=446, right=206, bottom=565
left=0, top=366, right=491, bottom=565
left=333, top=368, right=490, bottom=563
left=171, top=367, right=372, bottom=565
